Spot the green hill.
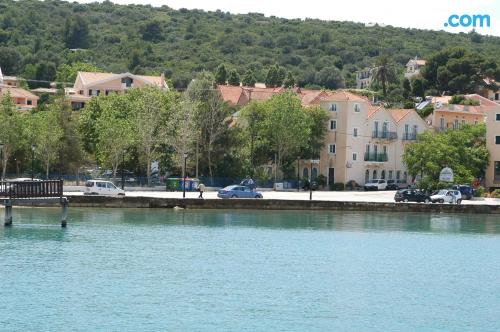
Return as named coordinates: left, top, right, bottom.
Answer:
left=0, top=0, right=499, bottom=88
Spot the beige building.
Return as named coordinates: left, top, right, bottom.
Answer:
left=299, top=91, right=428, bottom=187
left=405, top=56, right=426, bottom=79
left=355, top=68, right=374, bottom=89
left=68, top=71, right=168, bottom=110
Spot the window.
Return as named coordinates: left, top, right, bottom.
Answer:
left=404, top=124, right=409, bottom=134
left=329, top=144, right=336, bottom=154
left=374, top=121, right=379, bottom=135
left=27, top=100, right=32, bottom=105
left=440, top=118, right=445, bottom=129
left=454, top=119, right=459, bottom=129
left=353, top=128, right=358, bottom=137
left=413, top=125, right=418, bottom=134
left=373, top=170, right=377, bottom=179
left=495, top=93, right=499, bottom=101
left=475, top=119, right=478, bottom=125
left=330, top=103, right=337, bottom=112
left=495, top=161, right=500, bottom=181
left=354, top=104, right=360, bottom=112
left=330, top=120, right=337, bottom=130
left=396, top=170, right=401, bottom=180
left=352, top=153, right=357, bottom=161
left=388, top=170, right=393, bottom=180
left=97, top=182, right=106, bottom=188
left=365, top=170, right=369, bottom=183
left=381, top=170, right=386, bottom=179
left=496, top=136, right=500, bottom=145
left=462, top=119, right=465, bottom=125
left=312, top=168, right=318, bottom=180
left=496, top=114, right=500, bottom=121
left=303, top=168, right=309, bottom=179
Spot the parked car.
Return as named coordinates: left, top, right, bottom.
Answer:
left=451, top=185, right=474, bottom=200
left=394, top=189, right=431, bottom=203
left=430, top=189, right=462, bottom=204
left=386, top=180, right=400, bottom=190
left=364, top=179, right=387, bottom=191
left=84, top=180, right=125, bottom=196
left=217, top=185, right=263, bottom=199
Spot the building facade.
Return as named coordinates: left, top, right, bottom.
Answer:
left=355, top=68, right=373, bottom=89
left=299, top=91, right=428, bottom=187
left=405, top=57, right=426, bottom=79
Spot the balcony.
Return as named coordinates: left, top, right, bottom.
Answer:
left=364, top=152, right=388, bottom=162
left=372, top=131, right=397, bottom=140
left=402, top=132, right=417, bottom=141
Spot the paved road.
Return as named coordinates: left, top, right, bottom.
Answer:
left=65, top=189, right=500, bottom=205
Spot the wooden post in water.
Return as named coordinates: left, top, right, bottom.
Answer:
left=4, top=200, right=12, bottom=226
left=61, top=198, right=68, bottom=228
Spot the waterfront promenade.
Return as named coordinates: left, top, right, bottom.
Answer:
left=64, top=188, right=500, bottom=205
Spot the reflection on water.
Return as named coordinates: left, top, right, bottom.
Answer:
left=0, top=207, right=499, bottom=332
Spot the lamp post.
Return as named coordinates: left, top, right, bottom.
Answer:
left=309, top=149, right=314, bottom=201
left=297, top=157, right=300, bottom=192
left=0, top=143, right=4, bottom=181
left=183, top=152, right=188, bottom=198
left=31, top=144, right=36, bottom=181
left=121, top=149, right=126, bottom=190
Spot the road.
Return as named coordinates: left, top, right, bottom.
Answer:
left=65, top=189, right=500, bottom=205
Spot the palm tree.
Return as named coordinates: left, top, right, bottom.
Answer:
left=372, top=55, right=396, bottom=98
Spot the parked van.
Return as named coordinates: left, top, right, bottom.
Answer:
left=85, top=180, right=125, bottom=196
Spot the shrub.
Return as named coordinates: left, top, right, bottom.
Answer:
left=474, top=186, right=485, bottom=197
left=316, top=174, right=327, bottom=187
left=492, top=189, right=500, bottom=198
left=345, top=180, right=357, bottom=190
left=330, top=182, right=345, bottom=191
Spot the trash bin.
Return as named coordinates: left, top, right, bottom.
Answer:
left=166, top=178, right=179, bottom=191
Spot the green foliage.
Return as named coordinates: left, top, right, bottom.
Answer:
left=265, top=64, right=286, bottom=88
left=140, top=20, right=164, bottom=42
left=402, top=78, right=411, bottom=99
left=411, top=77, right=425, bottom=99
left=242, top=69, right=256, bottom=87
left=315, top=66, right=345, bottom=89
left=372, top=55, right=397, bottom=98
left=417, top=104, right=434, bottom=119
left=423, top=47, right=500, bottom=94
left=215, top=64, right=227, bottom=85
left=474, top=186, right=485, bottom=197
left=316, top=174, right=326, bottom=187
left=491, top=189, right=500, bottom=198
left=227, top=69, right=240, bottom=86
left=330, top=182, right=345, bottom=191
left=63, top=15, right=89, bottom=49
left=0, top=93, right=21, bottom=177
left=56, top=62, right=101, bottom=83
left=283, top=72, right=295, bottom=88
left=403, top=101, right=414, bottom=109
left=449, top=95, right=480, bottom=105
left=403, top=124, right=489, bottom=190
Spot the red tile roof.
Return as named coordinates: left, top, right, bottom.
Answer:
left=387, top=108, right=413, bottom=123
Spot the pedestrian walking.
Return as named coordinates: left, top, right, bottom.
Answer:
left=197, top=182, right=205, bottom=199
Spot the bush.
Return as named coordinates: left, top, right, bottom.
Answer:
left=491, top=189, right=500, bottom=198
left=345, top=180, right=357, bottom=190
left=330, top=182, right=345, bottom=191
left=474, top=186, right=485, bottom=197
left=316, top=174, right=327, bottom=187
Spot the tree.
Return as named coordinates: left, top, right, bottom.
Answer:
left=56, top=62, right=101, bottom=84
left=127, top=86, right=177, bottom=185
left=403, top=124, right=488, bottom=190
left=63, top=16, right=89, bottom=49
left=215, top=64, right=227, bottom=85
left=372, top=55, right=396, bottom=98
left=283, top=72, right=295, bottom=88
left=242, top=69, right=256, bottom=87
left=0, top=47, right=22, bottom=75
left=185, top=72, right=230, bottom=179
left=140, top=20, right=164, bottom=42
left=411, top=77, right=425, bottom=99
left=0, top=93, right=22, bottom=178
left=265, top=64, right=286, bottom=88
left=227, top=69, right=240, bottom=86
left=29, top=110, right=63, bottom=178
left=315, top=66, right=345, bottom=89
left=259, top=92, right=310, bottom=179
left=128, top=51, right=142, bottom=72
left=171, top=97, right=197, bottom=176
left=304, top=106, right=329, bottom=154
left=402, top=78, right=411, bottom=99
left=94, top=95, right=135, bottom=177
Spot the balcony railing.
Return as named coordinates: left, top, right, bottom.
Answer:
left=402, top=132, right=417, bottom=141
left=372, top=131, right=397, bottom=140
left=364, top=152, right=388, bottom=162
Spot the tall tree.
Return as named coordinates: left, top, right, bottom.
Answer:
left=411, top=77, right=425, bottom=99
left=242, top=69, right=256, bottom=87
left=402, top=78, right=411, bottom=99
left=215, top=64, right=228, bottom=85
left=315, top=66, right=345, bottom=89
left=0, top=93, right=21, bottom=178
left=372, top=55, right=396, bottom=98
left=283, top=72, right=295, bottom=88
left=63, top=15, right=89, bottom=49
left=227, top=69, right=240, bottom=86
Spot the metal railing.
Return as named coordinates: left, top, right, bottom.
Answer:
left=0, top=180, right=63, bottom=199
left=372, top=131, right=397, bottom=140
left=364, top=152, right=388, bottom=162
left=402, top=132, right=417, bottom=141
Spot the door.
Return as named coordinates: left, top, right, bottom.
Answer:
left=328, top=168, right=335, bottom=187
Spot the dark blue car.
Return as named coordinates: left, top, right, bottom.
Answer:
left=452, top=185, right=474, bottom=200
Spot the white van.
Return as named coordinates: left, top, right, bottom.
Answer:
left=85, top=180, right=125, bottom=196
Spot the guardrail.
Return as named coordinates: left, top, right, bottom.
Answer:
left=372, top=131, right=397, bottom=140
left=0, top=180, right=63, bottom=199
left=364, top=152, right=388, bottom=162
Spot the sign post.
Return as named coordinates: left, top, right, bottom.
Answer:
left=439, top=167, right=454, bottom=183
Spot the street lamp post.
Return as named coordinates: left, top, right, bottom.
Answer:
left=297, top=157, right=300, bottom=192
left=31, top=144, right=36, bottom=181
left=183, top=152, right=188, bottom=198
left=121, top=149, right=126, bottom=190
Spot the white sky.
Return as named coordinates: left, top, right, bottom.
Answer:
left=75, top=0, right=500, bottom=36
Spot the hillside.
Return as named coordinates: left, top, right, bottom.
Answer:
left=1, top=0, right=500, bottom=88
